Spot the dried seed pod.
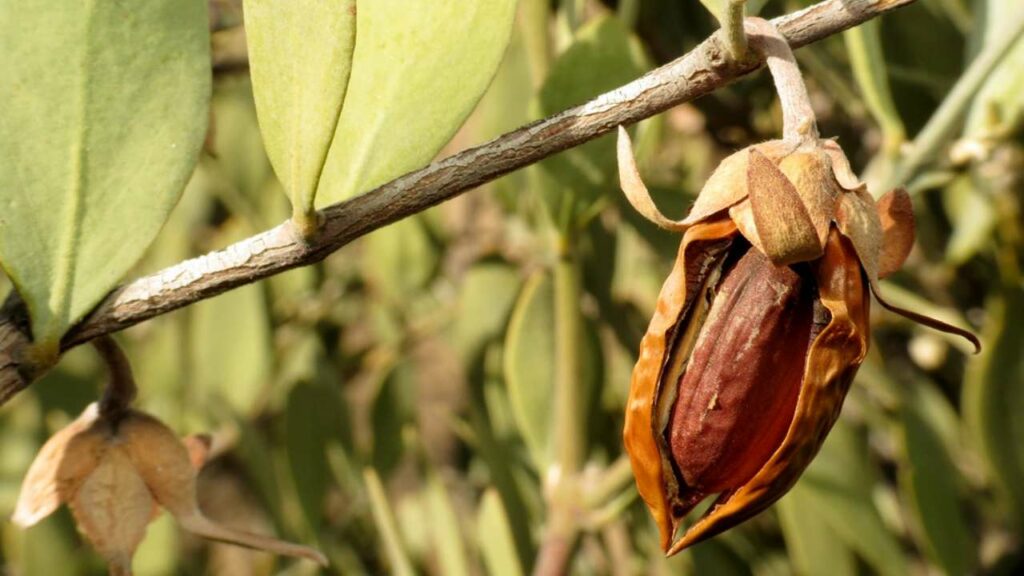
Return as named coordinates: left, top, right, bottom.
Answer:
left=14, top=404, right=327, bottom=574
left=618, top=127, right=981, bottom=554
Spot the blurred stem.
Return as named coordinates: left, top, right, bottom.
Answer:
left=532, top=502, right=579, bottom=576
left=887, top=12, right=1024, bottom=190
left=93, top=335, right=136, bottom=423
left=746, top=18, right=819, bottom=143
left=561, top=0, right=586, bottom=33
left=723, top=0, right=748, bottom=60
left=520, top=0, right=551, bottom=89
left=844, top=19, right=905, bottom=154
left=584, top=456, right=635, bottom=509
left=617, top=0, right=640, bottom=29
left=553, top=239, right=585, bottom=477
left=533, top=234, right=586, bottom=576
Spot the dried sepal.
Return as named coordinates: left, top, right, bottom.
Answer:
left=681, top=140, right=796, bottom=226
left=746, top=148, right=824, bottom=265
left=836, top=189, right=981, bottom=353
left=616, top=126, right=689, bottom=231
left=776, top=150, right=840, bottom=246
left=876, top=187, right=915, bottom=278
left=835, top=188, right=884, bottom=285
left=12, top=404, right=105, bottom=528
left=820, top=139, right=864, bottom=191
left=69, top=447, right=155, bottom=572
left=871, top=290, right=981, bottom=353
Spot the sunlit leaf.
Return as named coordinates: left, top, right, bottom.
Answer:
left=793, top=420, right=909, bottom=576
left=476, top=489, right=525, bottom=576
left=453, top=262, right=522, bottom=364
left=963, top=284, right=1024, bottom=527
left=0, top=0, right=209, bottom=350
left=778, top=477, right=858, bottom=576
left=535, top=15, right=646, bottom=198
left=285, top=382, right=338, bottom=531
left=698, top=0, right=770, bottom=21
left=364, top=468, right=416, bottom=576
left=317, top=0, right=517, bottom=204
left=190, top=222, right=273, bottom=415
left=246, top=0, right=356, bottom=225
left=898, top=383, right=975, bottom=575
left=364, top=215, right=438, bottom=304
left=425, top=468, right=470, bottom=576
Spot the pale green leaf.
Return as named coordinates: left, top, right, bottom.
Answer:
left=189, top=223, right=273, bottom=415
left=503, top=271, right=602, bottom=471
left=285, top=382, right=336, bottom=531
left=699, top=0, right=769, bottom=22
left=134, top=514, right=179, bottom=576
left=0, top=0, right=210, bottom=349
left=476, top=489, right=525, bottom=576
left=963, top=285, right=1024, bottom=527
left=364, top=468, right=416, bottom=576
left=536, top=15, right=646, bottom=196
left=364, top=215, right=438, bottom=304
left=246, top=0, right=356, bottom=222
left=317, top=0, right=517, bottom=204
left=425, top=469, right=470, bottom=576
left=795, top=420, right=909, bottom=576
left=504, top=273, right=557, bottom=470
left=453, top=262, right=522, bottom=363
left=777, top=483, right=857, bottom=576
left=899, top=383, right=976, bottom=576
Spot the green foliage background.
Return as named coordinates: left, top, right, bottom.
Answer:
left=1, top=0, right=1023, bottom=574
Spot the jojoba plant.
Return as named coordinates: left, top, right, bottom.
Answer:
left=1, top=1, right=1018, bottom=574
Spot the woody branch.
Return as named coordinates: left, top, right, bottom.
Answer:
left=0, top=0, right=918, bottom=403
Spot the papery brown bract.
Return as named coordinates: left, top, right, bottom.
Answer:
left=13, top=404, right=327, bottom=574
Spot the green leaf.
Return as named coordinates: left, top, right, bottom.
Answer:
left=503, top=271, right=602, bottom=471
left=453, top=262, right=522, bottom=364
left=794, top=420, right=909, bottom=576
left=965, top=0, right=1024, bottom=134
left=364, top=215, right=438, bottom=304
left=3, top=512, right=85, bottom=576
left=476, top=489, right=525, bottom=576
left=246, top=0, right=356, bottom=225
left=504, top=273, right=557, bottom=469
left=134, top=514, right=179, bottom=576
left=898, top=383, right=976, bottom=575
left=425, top=469, right=471, bottom=576
left=371, top=362, right=416, bottom=475
left=316, top=0, right=517, bottom=204
left=963, top=284, right=1024, bottom=528
left=535, top=15, right=646, bottom=198
left=0, top=0, right=210, bottom=350
left=777, top=483, right=857, bottom=576
left=285, top=382, right=339, bottom=532
left=698, top=0, right=769, bottom=21
left=364, top=468, right=416, bottom=576
left=190, top=222, right=273, bottom=415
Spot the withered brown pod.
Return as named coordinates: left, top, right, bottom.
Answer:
left=617, top=128, right=980, bottom=555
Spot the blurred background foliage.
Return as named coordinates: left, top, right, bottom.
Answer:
left=1, top=0, right=1023, bottom=574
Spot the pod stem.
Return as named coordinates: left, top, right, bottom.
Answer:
left=723, top=0, right=748, bottom=60
left=93, top=335, right=136, bottom=423
left=745, top=18, right=819, bottom=144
